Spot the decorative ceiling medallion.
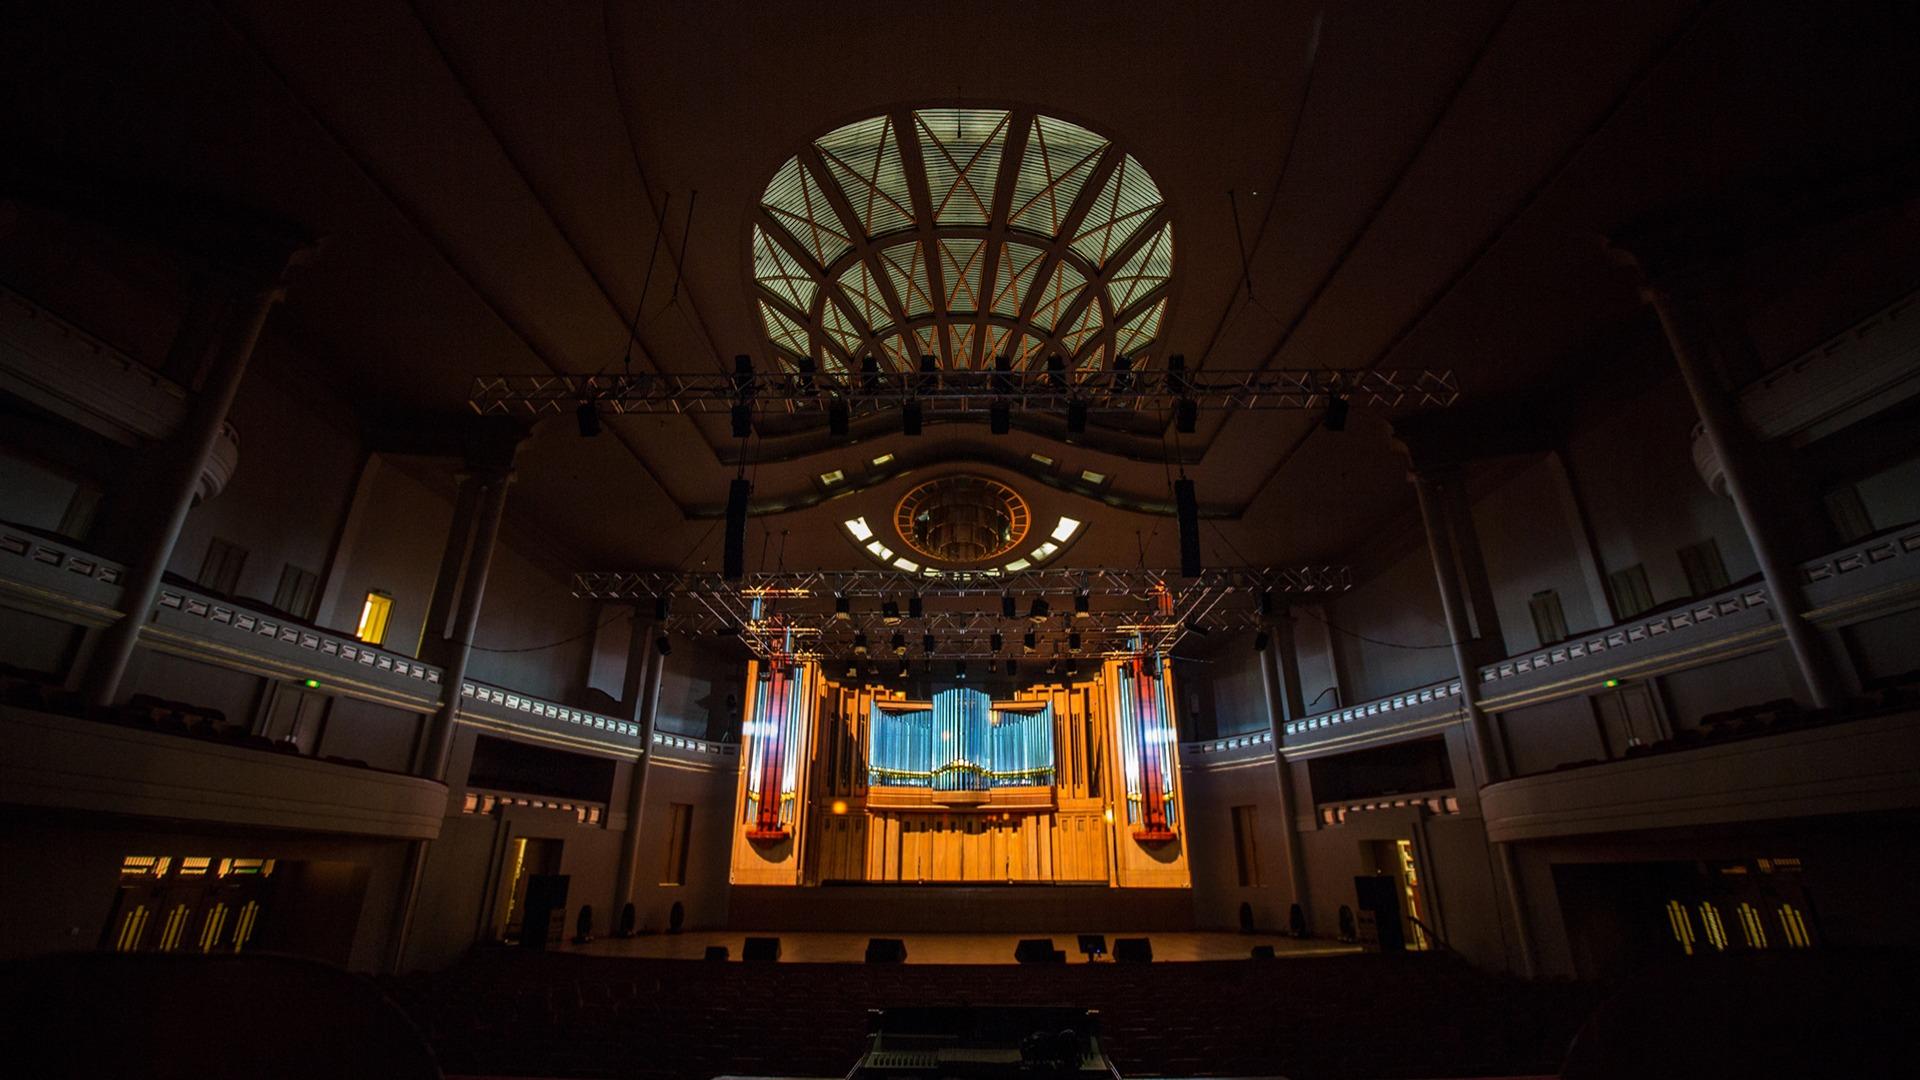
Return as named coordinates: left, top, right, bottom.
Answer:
left=752, top=108, right=1173, bottom=374
left=894, top=475, right=1031, bottom=565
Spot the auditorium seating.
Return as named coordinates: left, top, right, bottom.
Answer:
left=386, top=949, right=1598, bottom=1079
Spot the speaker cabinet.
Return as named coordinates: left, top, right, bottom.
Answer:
left=742, top=936, right=782, bottom=963
left=865, top=938, right=907, bottom=964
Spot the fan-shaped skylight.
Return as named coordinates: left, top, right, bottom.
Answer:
left=753, top=108, right=1173, bottom=373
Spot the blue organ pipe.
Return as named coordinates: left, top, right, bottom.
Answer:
left=869, top=688, right=1053, bottom=789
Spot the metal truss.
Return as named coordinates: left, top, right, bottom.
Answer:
left=575, top=566, right=1350, bottom=661
left=470, top=368, right=1458, bottom=418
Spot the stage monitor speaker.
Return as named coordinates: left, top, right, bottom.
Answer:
left=1113, top=937, right=1153, bottom=963
left=1175, top=477, right=1201, bottom=578
left=865, top=938, right=908, bottom=964
left=1250, top=945, right=1277, bottom=960
left=1014, top=938, right=1063, bottom=964
left=517, top=874, right=570, bottom=950
left=723, top=477, right=750, bottom=579
left=703, top=945, right=729, bottom=962
left=1076, top=934, right=1107, bottom=961
left=742, top=936, right=782, bottom=963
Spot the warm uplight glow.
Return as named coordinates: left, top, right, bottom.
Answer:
left=355, top=591, right=392, bottom=646
left=831, top=799, right=849, bottom=815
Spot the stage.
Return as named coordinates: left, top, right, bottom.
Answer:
left=568, top=930, right=1360, bottom=964
left=726, top=883, right=1199, bottom=932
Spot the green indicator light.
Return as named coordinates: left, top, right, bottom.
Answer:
left=304, top=679, right=320, bottom=689
left=1603, top=679, right=1619, bottom=688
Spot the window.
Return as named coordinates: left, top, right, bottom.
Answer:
left=661, top=803, right=694, bottom=885
left=272, top=564, right=319, bottom=620
left=355, top=591, right=392, bottom=646
left=1676, top=539, right=1730, bottom=597
left=1029, top=453, right=1055, bottom=467
left=818, top=469, right=845, bottom=486
left=1230, top=805, right=1259, bottom=887
left=1608, top=564, right=1655, bottom=620
left=1528, top=589, right=1569, bottom=646
left=1079, top=469, right=1107, bottom=485
left=197, top=537, right=249, bottom=596
left=1050, top=517, right=1082, bottom=542
left=868, top=453, right=895, bottom=468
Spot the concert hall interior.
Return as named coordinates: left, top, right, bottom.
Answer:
left=3, top=3, right=1920, bottom=1078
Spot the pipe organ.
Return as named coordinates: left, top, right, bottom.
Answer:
left=730, top=660, right=1189, bottom=888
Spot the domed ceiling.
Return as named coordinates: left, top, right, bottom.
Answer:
left=750, top=108, right=1173, bottom=375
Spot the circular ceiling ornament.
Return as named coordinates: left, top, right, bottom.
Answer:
left=894, top=475, right=1031, bottom=565
left=751, top=108, right=1173, bottom=375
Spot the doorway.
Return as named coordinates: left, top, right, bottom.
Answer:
left=497, top=837, right=563, bottom=944
left=1362, top=838, right=1431, bottom=950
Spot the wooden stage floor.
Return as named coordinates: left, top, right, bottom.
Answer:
left=567, top=930, right=1361, bottom=964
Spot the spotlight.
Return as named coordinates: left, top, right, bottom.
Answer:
left=834, top=594, right=851, bottom=620
left=828, top=400, right=850, bottom=436
left=1046, top=353, right=1067, bottom=390
left=1001, top=592, right=1017, bottom=619
left=902, top=399, right=923, bottom=436
left=882, top=599, right=901, bottom=623
left=891, top=631, right=907, bottom=656
left=1176, top=396, right=1197, bottom=434
left=1066, top=399, right=1087, bottom=434
left=732, top=353, right=754, bottom=394
left=897, top=659, right=910, bottom=678
left=955, top=660, right=968, bottom=680
left=992, top=353, right=1013, bottom=395
left=1324, top=393, right=1350, bottom=432
left=653, top=594, right=671, bottom=621
left=575, top=400, right=601, bottom=437
left=861, top=355, right=880, bottom=393
left=1074, top=592, right=1090, bottom=619
left=1254, top=630, right=1272, bottom=652
left=730, top=402, right=753, bottom=438
left=853, top=632, right=868, bottom=656
left=1028, top=597, right=1050, bottom=622
left=654, top=635, right=673, bottom=657
left=990, top=399, right=1010, bottom=434
left=1023, top=630, right=1037, bottom=654
left=1069, top=631, right=1082, bottom=652
left=990, top=631, right=1003, bottom=652
left=908, top=595, right=924, bottom=620
left=922, top=632, right=936, bottom=656
left=1114, top=353, right=1136, bottom=392
left=794, top=354, right=816, bottom=395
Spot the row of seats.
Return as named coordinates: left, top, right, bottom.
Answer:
left=0, top=663, right=374, bottom=772
left=385, top=949, right=1597, bottom=1079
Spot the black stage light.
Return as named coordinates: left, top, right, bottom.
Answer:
left=992, top=353, right=1013, bottom=395
left=1002, top=592, right=1017, bottom=618
left=860, top=355, right=880, bottom=393
left=1074, top=592, right=1090, bottom=619
left=730, top=401, right=753, bottom=438
left=908, top=595, right=924, bottom=619
left=1066, top=399, right=1087, bottom=434
left=919, top=353, right=938, bottom=384
left=853, top=632, right=869, bottom=655
left=1143, top=653, right=1160, bottom=678
left=882, top=599, right=901, bottom=623
left=902, top=399, right=923, bottom=436
left=1254, top=630, right=1272, bottom=652
left=732, top=353, right=754, bottom=394
left=654, top=634, right=673, bottom=657
left=990, top=399, right=1010, bottom=434
left=955, top=660, right=967, bottom=680
left=1028, top=597, right=1050, bottom=622
left=1176, top=396, right=1198, bottom=434
left=1046, top=353, right=1067, bottom=389
left=922, top=632, right=936, bottom=656
left=1065, top=658, right=1079, bottom=677
left=897, top=659, right=911, bottom=678
left=844, top=658, right=860, bottom=678
left=795, top=354, right=816, bottom=395
left=1165, top=353, right=1188, bottom=395
left=723, top=477, right=750, bottom=580
left=576, top=400, right=601, bottom=437
left=1006, top=659, right=1018, bottom=678
left=1023, top=630, right=1037, bottom=653
left=1258, top=590, right=1275, bottom=618
left=1175, top=476, right=1201, bottom=578
left=1068, top=631, right=1082, bottom=652
left=891, top=632, right=907, bottom=655
left=834, top=594, right=851, bottom=620
left=1324, top=393, right=1350, bottom=432
left=990, top=631, right=1003, bottom=652
left=653, top=594, right=672, bottom=621
left=828, top=400, right=850, bottom=436
left=987, top=658, right=998, bottom=674
left=1114, top=354, right=1136, bottom=392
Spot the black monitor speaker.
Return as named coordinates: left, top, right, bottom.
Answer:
left=1250, top=944, right=1277, bottom=960
left=742, top=936, right=782, bottom=963
left=1014, top=938, right=1062, bottom=964
left=703, top=945, right=729, bottom=962
left=865, top=938, right=908, bottom=964
left=1076, top=934, right=1107, bottom=960
left=1113, top=937, right=1153, bottom=963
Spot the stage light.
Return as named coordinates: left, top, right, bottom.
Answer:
left=1068, top=631, right=1082, bottom=652
left=1001, top=592, right=1016, bottom=618
left=795, top=355, right=816, bottom=394
left=1114, top=353, right=1136, bottom=392
left=1176, top=396, right=1197, bottom=434
left=653, top=594, right=671, bottom=621
left=1028, top=597, right=1050, bottom=622
left=1165, top=353, right=1188, bottom=394
left=1254, top=630, right=1272, bottom=652
left=1175, top=476, right=1201, bottom=578
left=891, top=631, right=907, bottom=655
left=1023, top=631, right=1036, bottom=653
left=1065, top=658, right=1079, bottom=676
left=908, top=595, right=924, bottom=619
left=860, top=354, right=880, bottom=393
left=730, top=401, right=752, bottom=438
left=1046, top=353, right=1066, bottom=389
left=828, top=400, right=850, bottom=436
left=844, top=658, right=859, bottom=678
left=834, top=594, right=851, bottom=620
left=990, top=399, right=1010, bottom=434
left=897, top=659, right=911, bottom=678
left=1066, top=399, right=1087, bottom=434
left=853, top=631, right=868, bottom=655
left=882, top=599, right=901, bottom=623
left=922, top=632, right=936, bottom=656
left=1258, top=590, right=1275, bottom=618
left=955, top=660, right=967, bottom=680
left=987, top=658, right=998, bottom=674
left=990, top=631, right=1003, bottom=652
left=1045, top=659, right=1059, bottom=676
left=1143, top=653, right=1161, bottom=678
left=1324, top=393, right=1350, bottom=432
left=831, top=799, right=848, bottom=815
left=1103, top=807, right=1115, bottom=823
left=1073, top=591, right=1090, bottom=619
left=575, top=400, right=601, bottom=437
left=1006, top=659, right=1018, bottom=678
left=655, top=635, right=673, bottom=657
left=902, top=399, right=923, bottom=436
left=732, top=352, right=754, bottom=392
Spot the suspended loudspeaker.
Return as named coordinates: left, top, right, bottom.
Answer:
left=1175, top=477, right=1201, bottom=578
left=723, top=477, right=750, bottom=579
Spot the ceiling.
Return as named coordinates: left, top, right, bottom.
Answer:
left=7, top=1, right=1918, bottom=582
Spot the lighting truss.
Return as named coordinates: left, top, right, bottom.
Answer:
left=469, top=368, right=1459, bottom=419
left=576, top=566, right=1351, bottom=661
